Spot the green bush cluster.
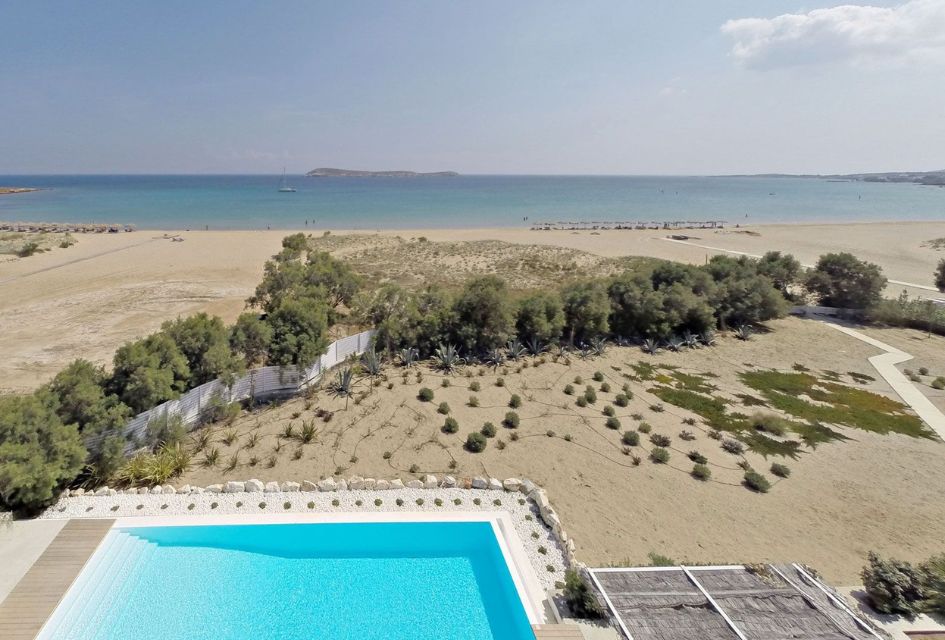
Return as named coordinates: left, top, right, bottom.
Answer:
left=862, top=551, right=945, bottom=616
left=465, top=432, right=487, bottom=453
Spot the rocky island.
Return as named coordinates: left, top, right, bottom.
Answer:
left=306, top=168, right=459, bottom=177
left=0, top=187, right=39, bottom=195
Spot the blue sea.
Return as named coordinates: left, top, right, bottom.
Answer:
left=1, top=174, right=942, bottom=230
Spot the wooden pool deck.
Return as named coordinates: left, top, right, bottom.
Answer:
left=533, top=623, right=585, bottom=638
left=0, top=519, right=113, bottom=640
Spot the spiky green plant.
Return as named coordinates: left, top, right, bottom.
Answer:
left=432, top=343, right=465, bottom=373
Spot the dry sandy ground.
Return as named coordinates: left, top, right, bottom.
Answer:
left=2, top=220, right=945, bottom=391
left=176, top=317, right=945, bottom=584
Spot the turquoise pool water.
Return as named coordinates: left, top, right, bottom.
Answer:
left=39, top=521, right=534, bottom=640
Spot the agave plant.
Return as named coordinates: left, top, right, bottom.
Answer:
left=641, top=338, right=660, bottom=355
left=700, top=330, right=717, bottom=347
left=614, top=336, right=633, bottom=347
left=733, top=325, right=752, bottom=341
left=506, top=339, right=527, bottom=360
left=329, top=367, right=355, bottom=409
left=297, top=420, right=318, bottom=444
left=432, top=343, right=466, bottom=373
left=360, top=348, right=383, bottom=392
left=589, top=336, right=608, bottom=357
left=682, top=331, right=700, bottom=349
left=398, top=347, right=419, bottom=369
left=524, top=336, right=546, bottom=356
left=485, top=348, right=506, bottom=370
left=666, top=336, right=684, bottom=352
left=577, top=344, right=593, bottom=360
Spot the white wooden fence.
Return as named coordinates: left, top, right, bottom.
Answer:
left=87, top=329, right=374, bottom=452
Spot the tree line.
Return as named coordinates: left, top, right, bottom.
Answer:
left=0, top=233, right=893, bottom=512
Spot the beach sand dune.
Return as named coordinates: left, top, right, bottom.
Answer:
left=1, top=221, right=944, bottom=391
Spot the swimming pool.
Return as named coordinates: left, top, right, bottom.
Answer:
left=38, top=517, right=538, bottom=640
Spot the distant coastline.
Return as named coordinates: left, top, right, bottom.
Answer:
left=0, top=187, right=39, bottom=195
left=305, top=167, right=459, bottom=178
left=722, top=169, right=945, bottom=186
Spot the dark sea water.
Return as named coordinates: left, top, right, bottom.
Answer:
left=0, top=174, right=942, bottom=230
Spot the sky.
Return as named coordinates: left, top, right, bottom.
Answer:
left=1, top=0, right=944, bottom=175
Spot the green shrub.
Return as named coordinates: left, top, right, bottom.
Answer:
left=919, top=367, right=929, bottom=376
left=470, top=381, right=481, bottom=392
left=418, top=387, right=434, bottom=401
left=691, top=464, right=711, bottom=481
left=600, top=382, right=611, bottom=393
left=744, top=470, right=771, bottom=493
left=605, top=417, right=621, bottom=430
left=614, top=393, right=629, bottom=407
left=563, top=569, right=603, bottom=618
left=861, top=552, right=925, bottom=616
left=649, top=403, right=664, bottom=412
left=584, top=387, right=597, bottom=404
left=750, top=412, right=790, bottom=437
left=770, top=462, right=791, bottom=478
left=621, top=431, right=639, bottom=446
left=442, top=417, right=459, bottom=433
left=437, top=401, right=450, bottom=414
left=650, top=433, right=671, bottom=447
left=495, top=377, right=505, bottom=387
left=574, top=376, right=583, bottom=384
left=650, top=447, right=670, bottom=463
left=509, top=394, right=522, bottom=408
left=602, top=405, right=615, bottom=417
left=593, top=371, right=604, bottom=382
left=932, top=377, right=945, bottom=390
left=722, top=439, right=745, bottom=455
left=638, top=422, right=652, bottom=434
left=466, top=432, right=487, bottom=452
left=503, top=411, right=520, bottom=428
left=467, top=395, right=479, bottom=407
left=576, top=396, right=588, bottom=408
left=441, top=378, right=451, bottom=387
left=481, top=422, right=497, bottom=437
left=564, top=384, right=574, bottom=395
left=688, top=450, right=707, bottom=464
left=375, top=498, right=383, bottom=506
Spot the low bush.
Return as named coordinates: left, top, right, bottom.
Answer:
left=638, top=422, right=652, bottom=434
left=932, top=377, right=945, bottom=390
left=503, top=411, right=520, bottom=428
left=593, top=371, right=604, bottom=382
left=563, top=569, right=603, bottom=618
left=418, top=387, right=434, bottom=402
left=688, top=450, right=707, bottom=464
left=442, top=417, right=459, bottom=433
left=481, top=422, right=497, bottom=437
left=605, top=416, right=621, bottom=430
left=621, top=431, right=639, bottom=446
left=437, top=401, right=451, bottom=415
left=650, top=447, right=670, bottom=463
left=861, top=552, right=926, bottom=616
left=602, top=405, right=615, bottom=417
left=691, top=464, right=711, bottom=481
left=744, top=470, right=771, bottom=493
left=564, top=384, right=574, bottom=395
left=467, top=395, right=479, bottom=407
left=600, top=382, right=611, bottom=393
left=722, top=439, right=745, bottom=455
left=584, top=387, right=597, bottom=404
left=614, top=393, right=629, bottom=407
left=770, top=462, right=791, bottom=478
left=650, top=433, right=671, bottom=447
left=466, top=432, right=487, bottom=452
left=509, top=394, right=522, bottom=408
left=576, top=396, right=588, bottom=407
left=470, top=381, right=481, bottom=392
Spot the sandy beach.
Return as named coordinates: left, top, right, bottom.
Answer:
left=2, top=221, right=945, bottom=392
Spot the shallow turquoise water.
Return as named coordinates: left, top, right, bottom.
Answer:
left=1, top=174, right=942, bottom=229
left=39, top=522, right=533, bottom=640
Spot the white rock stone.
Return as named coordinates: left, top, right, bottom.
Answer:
left=245, top=479, right=264, bottom=493
left=193, top=487, right=205, bottom=494
left=149, top=486, right=163, bottom=495
left=405, top=479, right=423, bottom=489
left=206, top=484, right=223, bottom=494
left=281, top=482, right=300, bottom=492
left=107, top=489, right=118, bottom=496
left=337, top=479, right=348, bottom=491
left=74, top=488, right=86, bottom=497
left=264, top=481, right=280, bottom=493
left=375, top=479, right=390, bottom=490
left=471, top=477, right=488, bottom=489
left=422, top=475, right=438, bottom=489
left=138, top=487, right=150, bottom=495
left=94, top=486, right=109, bottom=496
left=502, top=478, right=522, bottom=492
left=317, top=478, right=337, bottom=492
left=302, top=481, right=318, bottom=492
left=348, top=476, right=364, bottom=490
left=224, top=481, right=245, bottom=493
left=362, top=478, right=376, bottom=491
left=440, top=476, right=456, bottom=488
left=390, top=479, right=405, bottom=490
left=487, top=478, right=503, bottom=491
left=519, top=479, right=537, bottom=495
left=162, top=486, right=176, bottom=495
left=179, top=485, right=192, bottom=494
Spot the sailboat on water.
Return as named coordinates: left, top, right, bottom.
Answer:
left=278, top=168, right=296, bottom=193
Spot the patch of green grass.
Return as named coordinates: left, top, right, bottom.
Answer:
left=648, top=387, right=737, bottom=432
left=670, top=371, right=716, bottom=394
left=734, top=393, right=767, bottom=407
left=741, top=432, right=803, bottom=459
left=741, top=371, right=930, bottom=438
left=847, top=371, right=876, bottom=384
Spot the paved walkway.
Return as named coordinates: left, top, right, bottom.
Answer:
left=824, top=323, right=945, bottom=441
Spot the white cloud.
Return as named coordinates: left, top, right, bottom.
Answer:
left=721, top=0, right=945, bottom=69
